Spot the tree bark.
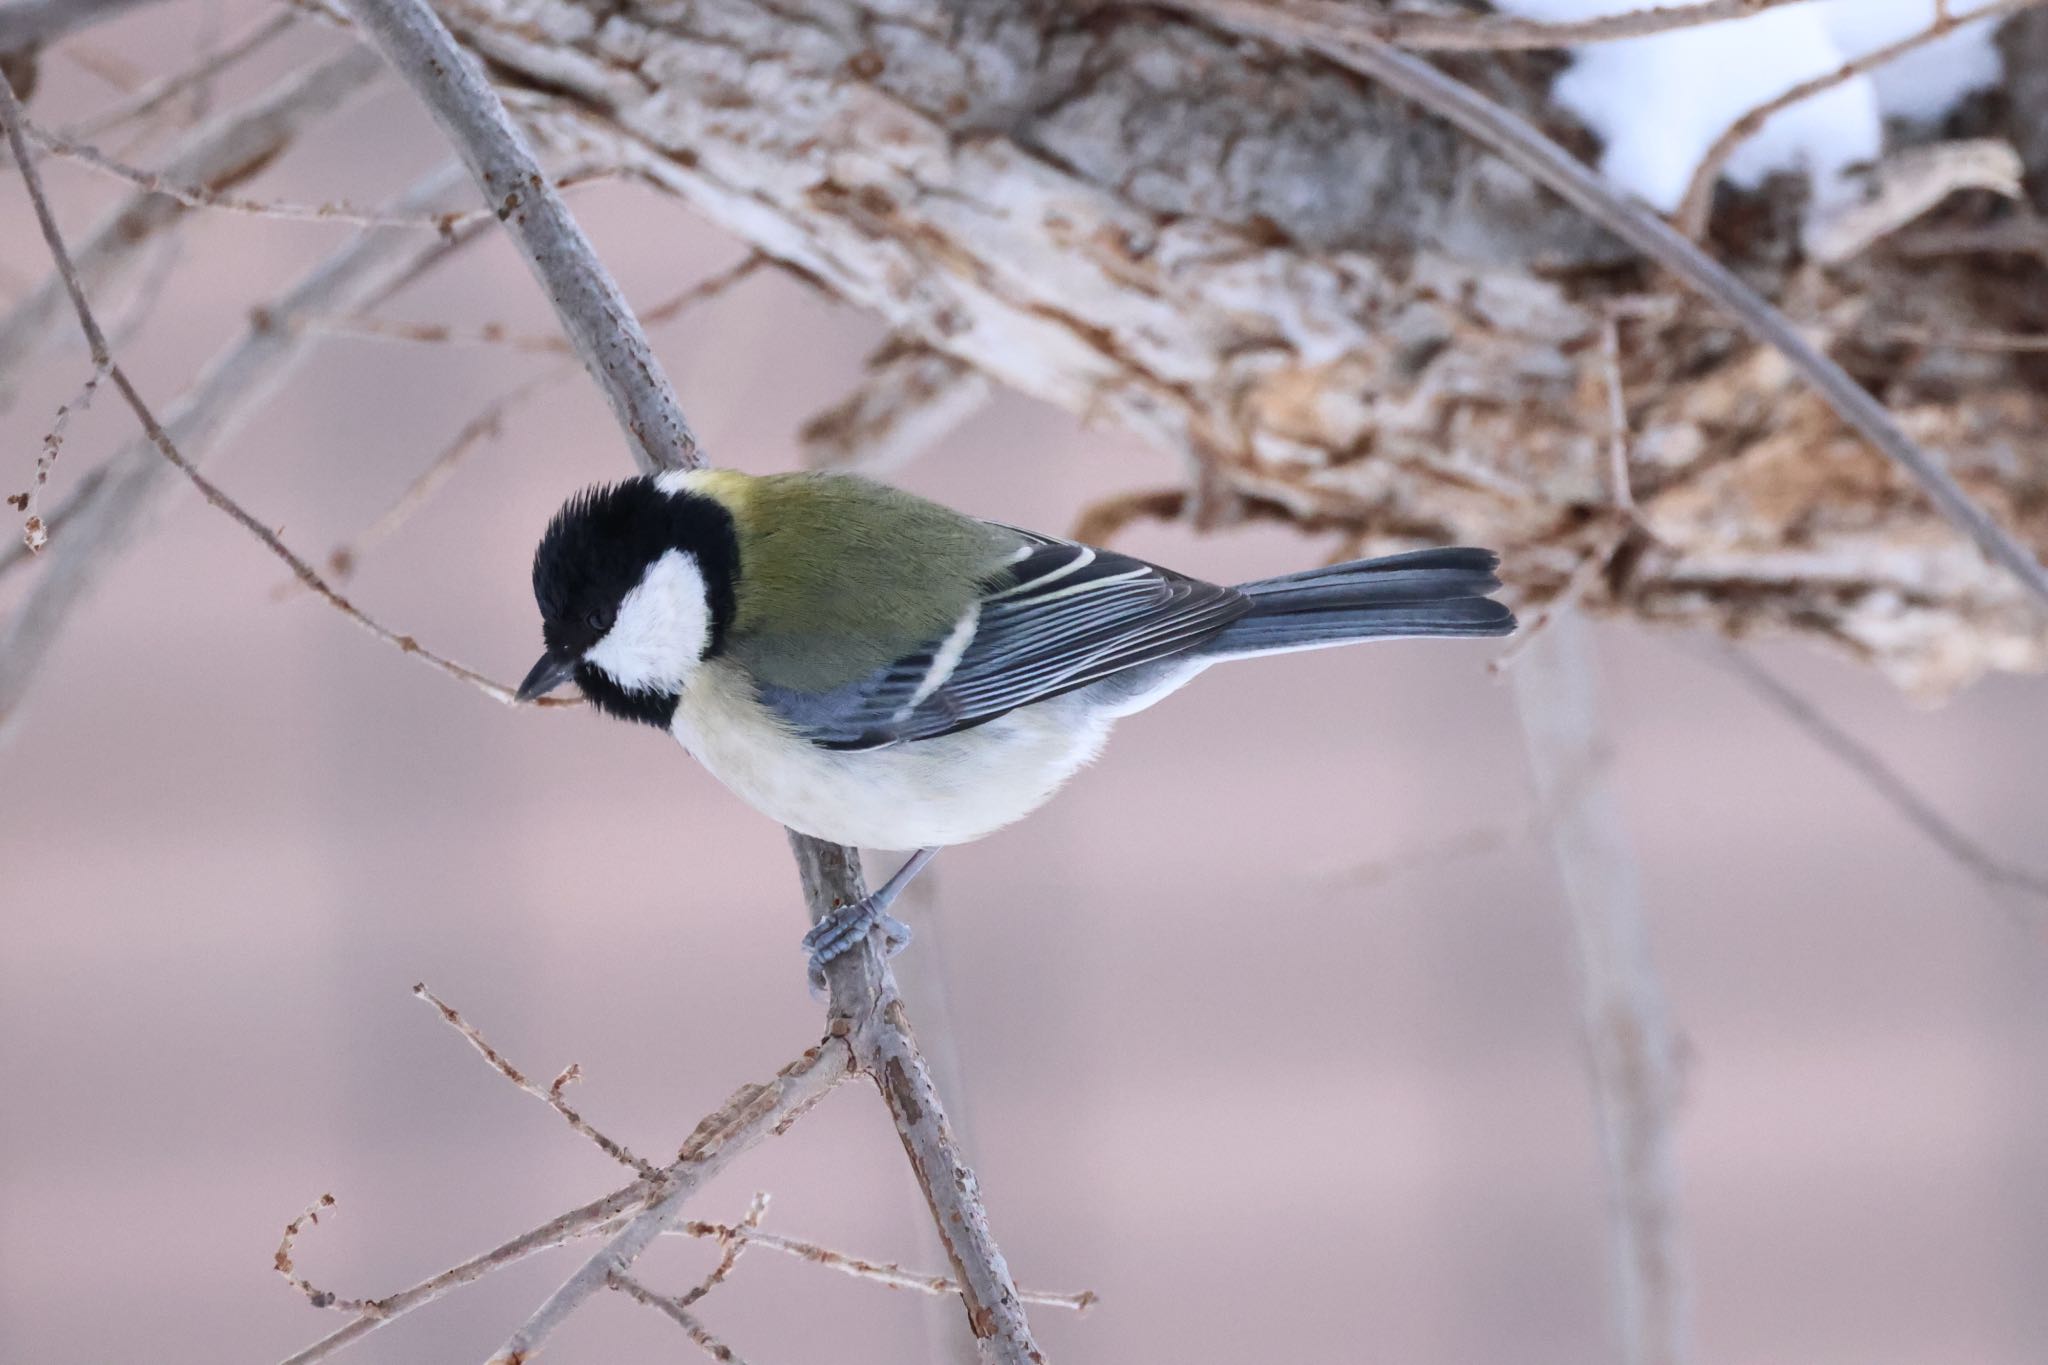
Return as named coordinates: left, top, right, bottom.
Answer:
left=432, top=0, right=2046, bottom=693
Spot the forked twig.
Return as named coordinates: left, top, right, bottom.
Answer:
left=610, top=1272, right=752, bottom=1364
left=413, top=984, right=659, bottom=1177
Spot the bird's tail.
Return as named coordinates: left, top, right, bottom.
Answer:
left=1204, top=547, right=1515, bottom=657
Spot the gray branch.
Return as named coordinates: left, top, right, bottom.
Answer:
left=1513, top=614, right=1689, bottom=1365
left=334, top=0, right=697, bottom=473
left=329, top=2, right=1042, bottom=1359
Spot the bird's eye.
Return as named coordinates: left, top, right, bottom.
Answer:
left=586, top=608, right=614, bottom=634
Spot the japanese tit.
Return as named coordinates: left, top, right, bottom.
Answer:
left=518, top=468, right=1513, bottom=976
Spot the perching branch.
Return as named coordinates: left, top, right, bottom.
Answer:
left=1171, top=0, right=2048, bottom=613
left=328, top=2, right=1044, bottom=1359
left=791, top=836, right=1045, bottom=1364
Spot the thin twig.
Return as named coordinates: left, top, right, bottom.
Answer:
left=1673, top=0, right=2044, bottom=238
left=484, top=1041, right=853, bottom=1364
left=0, top=0, right=162, bottom=54
left=677, top=1192, right=770, bottom=1309
left=277, top=1041, right=851, bottom=1365
left=1321, top=817, right=1534, bottom=889
left=0, top=158, right=493, bottom=739
left=610, top=1272, right=751, bottom=1364
left=413, top=984, right=658, bottom=1177
left=668, top=1219, right=1100, bottom=1312
left=1861, top=322, right=2048, bottom=353
left=1171, top=0, right=2048, bottom=612
left=1350, top=0, right=1808, bottom=52
left=13, top=359, right=108, bottom=550
left=0, top=461, right=105, bottom=578
left=1701, top=642, right=2048, bottom=914
left=65, top=8, right=296, bottom=141
left=275, top=1195, right=375, bottom=1314
left=0, top=45, right=385, bottom=400
left=303, top=255, right=765, bottom=589
left=26, top=119, right=616, bottom=231
left=2, top=76, right=556, bottom=712
left=1512, top=613, right=1690, bottom=1365
left=337, top=0, right=698, bottom=473
left=799, top=336, right=990, bottom=475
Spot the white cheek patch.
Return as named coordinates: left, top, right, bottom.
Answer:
left=585, top=549, right=712, bottom=694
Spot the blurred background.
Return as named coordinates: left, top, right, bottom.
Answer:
left=3, top=8, right=2046, bottom=1364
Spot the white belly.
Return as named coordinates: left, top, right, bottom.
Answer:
left=669, top=661, right=1117, bottom=849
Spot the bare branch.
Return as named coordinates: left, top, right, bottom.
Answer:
left=668, top=1219, right=1100, bottom=1312
left=335, top=0, right=698, bottom=473
left=1700, top=643, right=2048, bottom=913
left=1673, top=0, right=2043, bottom=238
left=677, top=1191, right=770, bottom=1309
left=22, top=117, right=540, bottom=229
left=0, top=460, right=104, bottom=578
left=0, top=44, right=384, bottom=399
left=413, top=984, right=659, bottom=1177
left=275, top=1195, right=375, bottom=1314
left=307, top=255, right=765, bottom=588
left=0, top=157, right=492, bottom=739
left=610, top=1272, right=751, bottom=1364
left=800, top=337, right=990, bottom=475
left=63, top=8, right=297, bottom=140
left=1804, top=139, right=2024, bottom=265
left=483, top=1041, right=852, bottom=1364
left=278, top=1041, right=851, bottom=1365
left=0, top=0, right=162, bottom=55
left=1348, top=0, right=1811, bottom=52
left=789, top=835, right=1045, bottom=1365
left=13, top=359, right=107, bottom=550
left=1171, top=0, right=2048, bottom=611
left=331, top=9, right=1040, bottom=1360
left=1512, top=613, right=1690, bottom=1365
left=0, top=76, right=553, bottom=716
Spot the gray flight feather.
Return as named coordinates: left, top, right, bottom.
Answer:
left=755, top=539, right=1511, bottom=751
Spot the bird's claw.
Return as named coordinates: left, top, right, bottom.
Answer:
left=803, top=898, right=913, bottom=995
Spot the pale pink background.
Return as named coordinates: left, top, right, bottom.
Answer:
left=4, top=13, right=2046, bottom=1364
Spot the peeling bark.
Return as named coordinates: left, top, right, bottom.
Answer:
left=447, top=0, right=2047, bottom=692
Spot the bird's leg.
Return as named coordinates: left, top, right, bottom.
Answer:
left=803, top=847, right=939, bottom=989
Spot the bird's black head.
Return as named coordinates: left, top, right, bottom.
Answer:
left=519, top=474, right=740, bottom=727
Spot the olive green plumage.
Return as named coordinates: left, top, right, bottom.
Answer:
left=714, top=471, right=1021, bottom=693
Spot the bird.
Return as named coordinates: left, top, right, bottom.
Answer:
left=516, top=468, right=1514, bottom=983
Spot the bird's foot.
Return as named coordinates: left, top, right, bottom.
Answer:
left=803, top=897, right=914, bottom=995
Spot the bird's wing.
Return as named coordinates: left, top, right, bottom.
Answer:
left=753, top=530, right=1251, bottom=750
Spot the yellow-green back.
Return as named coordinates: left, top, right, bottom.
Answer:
left=709, top=470, right=1021, bottom=692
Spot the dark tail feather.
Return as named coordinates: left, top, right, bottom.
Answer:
left=1204, top=547, right=1515, bottom=656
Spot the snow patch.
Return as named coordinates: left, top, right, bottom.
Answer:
left=1491, top=0, right=2010, bottom=213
